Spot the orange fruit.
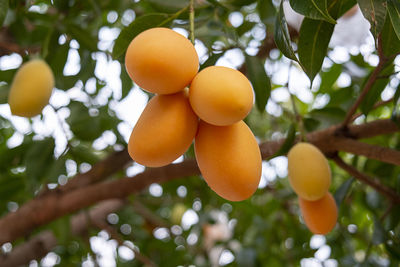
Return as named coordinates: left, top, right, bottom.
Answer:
left=125, top=27, right=199, bottom=94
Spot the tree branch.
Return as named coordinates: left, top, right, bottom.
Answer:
left=332, top=157, right=400, bottom=203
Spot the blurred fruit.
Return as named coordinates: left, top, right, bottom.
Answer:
left=195, top=120, right=261, bottom=201
left=125, top=27, right=199, bottom=94
left=8, top=59, right=54, bottom=117
left=299, top=192, right=338, bottom=235
left=171, top=203, right=186, bottom=225
left=287, top=142, right=331, bottom=201
left=128, top=92, right=198, bottom=167
left=189, top=66, right=254, bottom=126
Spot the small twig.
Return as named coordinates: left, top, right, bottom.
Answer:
left=332, top=156, right=400, bottom=204
left=189, top=0, right=195, bottom=45
left=342, top=35, right=388, bottom=127
left=351, top=98, right=393, bottom=122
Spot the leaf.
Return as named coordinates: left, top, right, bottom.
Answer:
left=120, top=64, right=133, bottom=100
left=67, top=102, right=102, bottom=141
left=381, top=13, right=400, bottom=58
left=357, top=0, right=387, bottom=39
left=334, top=178, right=354, bottom=206
left=25, top=138, right=55, bottom=185
left=200, top=53, right=222, bottom=71
left=245, top=55, right=271, bottom=112
left=298, top=18, right=335, bottom=84
left=270, top=124, right=296, bottom=158
left=0, top=175, right=25, bottom=202
left=257, top=0, right=276, bottom=25
left=387, top=0, right=400, bottom=41
left=274, top=2, right=299, bottom=62
left=391, top=83, right=400, bottom=126
left=112, top=13, right=169, bottom=59
left=67, top=24, right=98, bottom=52
left=0, top=83, right=8, bottom=104
left=289, top=0, right=336, bottom=24
left=372, top=216, right=386, bottom=245
left=0, top=0, right=8, bottom=27
left=360, top=64, right=394, bottom=115
left=318, top=64, right=342, bottom=93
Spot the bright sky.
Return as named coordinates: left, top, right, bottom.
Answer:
left=1, top=4, right=398, bottom=267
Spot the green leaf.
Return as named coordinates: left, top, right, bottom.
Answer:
left=391, top=83, right=400, bottom=126
left=372, top=216, right=386, bottom=245
left=25, top=138, right=55, bottom=184
left=334, top=178, right=354, bottom=206
left=381, top=13, right=400, bottom=58
left=0, top=0, right=8, bottom=27
left=387, top=0, right=400, bottom=41
left=257, top=0, right=276, bottom=25
left=318, top=64, right=342, bottom=93
left=270, top=124, right=296, bottom=158
left=67, top=24, right=98, bottom=52
left=67, top=102, right=102, bottom=141
left=289, top=0, right=336, bottom=24
left=274, top=2, right=299, bottom=62
left=298, top=18, right=335, bottom=84
left=361, top=64, right=394, bottom=115
left=357, top=0, right=387, bottom=39
left=245, top=55, right=271, bottom=112
left=200, top=53, right=222, bottom=71
left=0, top=83, right=8, bottom=104
left=112, top=13, right=170, bottom=60
left=0, top=174, right=25, bottom=202
left=120, top=64, right=133, bottom=100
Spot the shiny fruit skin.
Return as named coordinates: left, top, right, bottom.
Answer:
left=128, top=92, right=198, bottom=167
left=299, top=192, right=338, bottom=235
left=125, top=27, right=199, bottom=94
left=189, top=66, right=254, bottom=126
left=287, top=142, right=331, bottom=201
left=8, top=59, right=54, bottom=117
left=194, top=120, right=262, bottom=201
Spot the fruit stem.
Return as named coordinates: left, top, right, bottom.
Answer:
left=189, top=0, right=195, bottom=45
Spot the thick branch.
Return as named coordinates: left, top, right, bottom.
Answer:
left=332, top=157, right=400, bottom=203
left=0, top=199, right=124, bottom=267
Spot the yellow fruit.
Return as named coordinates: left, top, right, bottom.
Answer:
left=299, top=192, right=338, bottom=235
left=8, top=59, right=54, bottom=117
left=125, top=27, right=199, bottom=94
left=171, top=203, right=187, bottom=225
left=287, top=142, right=331, bottom=201
left=189, top=66, right=254, bottom=126
left=194, top=120, right=261, bottom=201
left=128, top=92, right=198, bottom=167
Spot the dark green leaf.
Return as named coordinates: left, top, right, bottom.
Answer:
left=70, top=144, right=100, bottom=165
left=67, top=102, right=102, bottom=141
left=289, top=0, right=336, bottom=24
left=25, top=138, right=55, bottom=183
left=0, top=0, right=8, bottom=27
left=270, top=124, right=296, bottom=158
left=50, top=215, right=71, bottom=245
left=319, top=64, right=342, bottom=93
left=0, top=83, right=8, bottom=104
left=357, top=0, right=387, bottom=39
left=0, top=175, right=25, bottom=202
left=361, top=64, right=394, bottom=115
left=372, top=216, right=386, bottom=245
left=245, top=55, right=271, bottom=112
left=67, top=24, right=98, bottom=52
left=120, top=64, right=133, bottom=100
left=112, top=13, right=170, bottom=59
left=391, top=83, right=400, bottom=126
left=274, top=2, right=299, bottom=62
left=147, top=0, right=188, bottom=13
left=334, top=178, right=354, bottom=206
left=298, top=18, right=335, bottom=84
left=200, top=53, right=222, bottom=71
left=381, top=14, right=400, bottom=58
left=257, top=0, right=276, bottom=25
left=387, top=0, right=400, bottom=41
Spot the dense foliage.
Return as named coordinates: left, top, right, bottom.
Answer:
left=0, top=0, right=400, bottom=266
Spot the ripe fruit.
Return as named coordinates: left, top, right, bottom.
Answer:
left=287, top=142, right=331, bottom=201
left=8, top=59, right=54, bottom=117
left=299, top=192, right=338, bottom=235
left=195, top=120, right=261, bottom=201
left=125, top=27, right=199, bottom=94
left=189, top=66, right=254, bottom=126
left=128, top=92, right=198, bottom=167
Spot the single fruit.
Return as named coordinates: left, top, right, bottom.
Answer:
left=125, top=27, right=199, bottom=94
left=8, top=59, right=54, bottom=117
left=287, top=142, right=331, bottom=201
left=171, top=203, right=187, bottom=225
left=189, top=66, right=254, bottom=126
left=299, top=192, right=338, bottom=235
left=195, top=120, right=262, bottom=201
left=128, top=92, right=198, bottom=167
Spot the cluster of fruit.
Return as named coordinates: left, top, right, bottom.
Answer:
left=8, top=59, right=54, bottom=118
left=125, top=27, right=262, bottom=201
left=287, top=142, right=338, bottom=235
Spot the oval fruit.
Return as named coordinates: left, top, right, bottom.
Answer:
left=128, top=92, right=198, bottom=167
left=8, top=59, right=54, bottom=117
left=189, top=66, right=254, bottom=126
left=299, top=192, right=338, bottom=235
left=125, top=27, right=199, bottom=94
left=195, top=120, right=262, bottom=201
left=287, top=142, right=331, bottom=201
